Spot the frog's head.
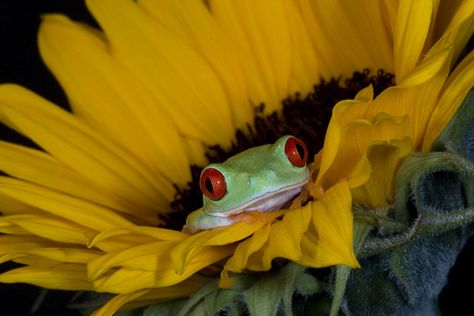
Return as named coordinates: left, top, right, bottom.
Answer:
left=199, top=135, right=310, bottom=217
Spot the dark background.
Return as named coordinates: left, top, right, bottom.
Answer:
left=0, top=0, right=472, bottom=315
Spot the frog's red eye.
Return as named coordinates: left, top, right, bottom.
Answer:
left=285, top=136, right=308, bottom=167
left=200, top=168, right=227, bottom=200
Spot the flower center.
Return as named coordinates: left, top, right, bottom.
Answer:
left=163, top=69, right=395, bottom=229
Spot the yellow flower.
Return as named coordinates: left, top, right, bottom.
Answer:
left=0, top=0, right=473, bottom=315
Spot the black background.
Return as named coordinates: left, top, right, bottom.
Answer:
left=0, top=1, right=472, bottom=315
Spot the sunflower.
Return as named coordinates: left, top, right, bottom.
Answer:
left=0, top=0, right=473, bottom=315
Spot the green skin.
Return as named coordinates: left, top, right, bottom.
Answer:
left=186, top=135, right=309, bottom=233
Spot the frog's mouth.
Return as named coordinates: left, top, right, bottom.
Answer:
left=206, top=179, right=307, bottom=217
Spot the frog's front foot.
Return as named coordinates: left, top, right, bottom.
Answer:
left=185, top=208, right=239, bottom=234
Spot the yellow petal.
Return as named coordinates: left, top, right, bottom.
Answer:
left=351, top=138, right=413, bottom=209
left=87, top=240, right=174, bottom=281
left=432, top=0, right=463, bottom=42
left=314, top=85, right=374, bottom=189
left=1, top=247, right=100, bottom=265
left=92, top=289, right=150, bottom=316
left=86, top=0, right=234, bottom=145
left=260, top=204, right=312, bottom=269
left=0, top=217, right=30, bottom=235
left=0, top=263, right=92, bottom=291
left=441, top=0, right=474, bottom=64
left=182, top=137, right=208, bottom=166
left=92, top=276, right=208, bottom=316
left=171, top=211, right=284, bottom=274
left=0, top=191, right=43, bottom=215
left=89, top=226, right=187, bottom=247
left=88, top=226, right=187, bottom=253
left=0, top=84, right=171, bottom=217
left=38, top=15, right=191, bottom=187
left=301, top=181, right=359, bottom=268
left=0, top=177, right=133, bottom=231
left=296, top=0, right=394, bottom=79
left=210, top=0, right=293, bottom=113
left=0, top=235, right=59, bottom=255
left=138, top=0, right=253, bottom=128
left=219, top=224, right=272, bottom=287
left=343, top=114, right=411, bottom=188
left=0, top=214, right=94, bottom=245
left=423, top=50, right=474, bottom=150
left=92, top=246, right=233, bottom=293
left=285, top=0, right=319, bottom=95
left=11, top=254, right=61, bottom=268
left=317, top=103, right=411, bottom=189
left=394, top=0, right=433, bottom=82
left=0, top=141, right=140, bottom=216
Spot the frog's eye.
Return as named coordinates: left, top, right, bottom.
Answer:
left=200, top=168, right=227, bottom=200
left=285, top=136, right=308, bottom=167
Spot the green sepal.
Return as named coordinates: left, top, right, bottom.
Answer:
left=142, top=299, right=187, bottom=316
left=178, top=275, right=255, bottom=316
left=329, top=220, right=371, bottom=316
left=245, top=262, right=320, bottom=316
left=432, top=90, right=474, bottom=161
left=394, top=151, right=474, bottom=224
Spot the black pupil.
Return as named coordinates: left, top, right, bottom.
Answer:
left=295, top=143, right=305, bottom=160
left=205, top=177, right=214, bottom=194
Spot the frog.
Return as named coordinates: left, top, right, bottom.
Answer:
left=185, top=135, right=310, bottom=234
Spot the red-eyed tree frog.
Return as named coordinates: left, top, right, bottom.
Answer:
left=185, top=135, right=310, bottom=234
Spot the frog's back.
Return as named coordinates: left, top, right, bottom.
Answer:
left=223, top=144, right=273, bottom=174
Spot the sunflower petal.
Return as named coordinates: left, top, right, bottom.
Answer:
left=283, top=0, right=319, bottom=95
left=138, top=0, right=253, bottom=128
left=0, top=141, right=141, bottom=215
left=0, top=263, right=92, bottom=291
left=220, top=224, right=272, bottom=287
left=38, top=15, right=191, bottom=187
left=0, top=177, right=133, bottom=231
left=394, top=0, right=433, bottom=82
left=0, top=214, right=93, bottom=245
left=423, top=51, right=474, bottom=150
left=301, top=181, right=359, bottom=268
left=351, top=138, right=413, bottom=209
left=171, top=211, right=284, bottom=274
left=296, top=0, right=394, bottom=78
left=317, top=101, right=411, bottom=189
left=89, top=226, right=186, bottom=247
left=441, top=0, right=474, bottom=63
left=92, top=289, right=149, bottom=316
left=210, top=0, right=293, bottom=112
left=86, top=0, right=234, bottom=145
left=92, top=276, right=208, bottom=316
left=260, top=204, right=312, bottom=269
left=0, top=85, right=172, bottom=218
left=0, top=235, right=59, bottom=255
left=88, top=241, right=177, bottom=279
left=92, top=246, right=233, bottom=293
left=0, top=191, right=43, bottom=215
left=1, top=247, right=100, bottom=266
